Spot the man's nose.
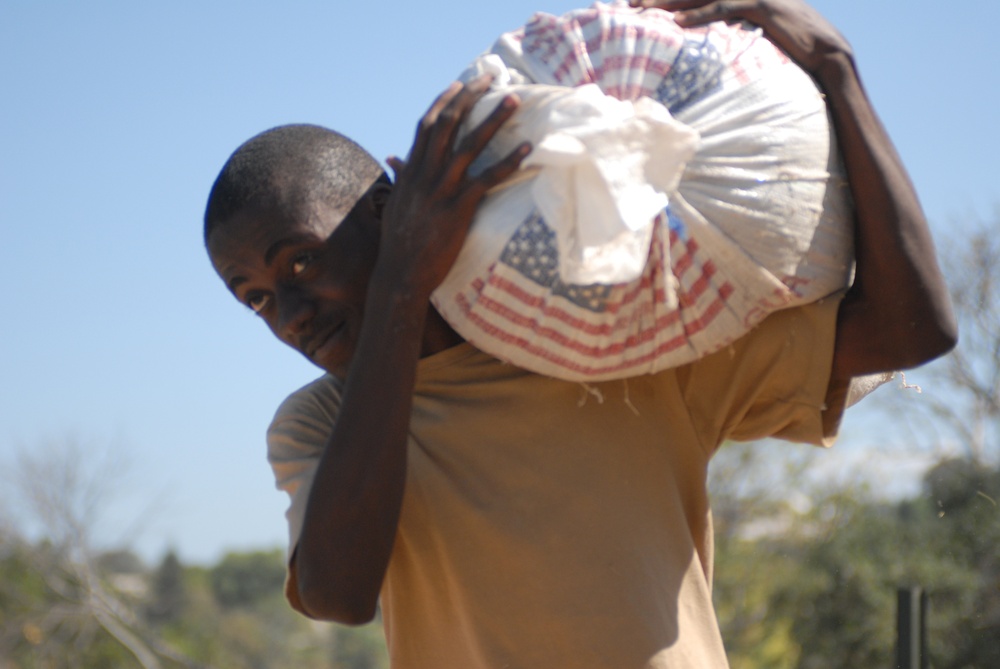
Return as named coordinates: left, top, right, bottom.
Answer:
left=276, top=286, right=317, bottom=338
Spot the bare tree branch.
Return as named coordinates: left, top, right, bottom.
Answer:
left=1, top=436, right=208, bottom=668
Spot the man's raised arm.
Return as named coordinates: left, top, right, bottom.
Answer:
left=292, top=78, right=529, bottom=623
left=632, top=0, right=957, bottom=381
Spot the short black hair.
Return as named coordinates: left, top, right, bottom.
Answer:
left=204, top=124, right=385, bottom=243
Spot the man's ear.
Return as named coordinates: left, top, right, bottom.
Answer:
left=367, top=179, right=393, bottom=220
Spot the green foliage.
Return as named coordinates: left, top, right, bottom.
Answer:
left=209, top=548, right=287, bottom=610
left=332, top=622, right=391, bottom=669
left=146, top=548, right=186, bottom=624
left=714, top=454, right=1000, bottom=669
left=2, top=463, right=995, bottom=669
left=0, top=535, right=138, bottom=668
left=713, top=537, right=803, bottom=669
left=919, top=459, right=1000, bottom=669
left=0, top=533, right=389, bottom=668
left=153, top=549, right=356, bottom=668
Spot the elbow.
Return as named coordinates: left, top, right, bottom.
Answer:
left=296, top=580, right=379, bottom=625
left=835, top=298, right=958, bottom=377
left=878, top=314, right=957, bottom=372
left=294, top=558, right=379, bottom=625
left=838, top=280, right=959, bottom=372
left=871, top=316, right=957, bottom=373
left=921, top=315, right=958, bottom=365
left=901, top=272, right=960, bottom=366
left=300, top=596, right=378, bottom=626
left=899, top=299, right=958, bottom=369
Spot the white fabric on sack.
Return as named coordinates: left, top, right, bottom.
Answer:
left=463, top=55, right=701, bottom=284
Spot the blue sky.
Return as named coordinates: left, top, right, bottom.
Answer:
left=2, top=0, right=998, bottom=564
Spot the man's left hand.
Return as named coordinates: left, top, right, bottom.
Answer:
left=628, top=0, right=852, bottom=74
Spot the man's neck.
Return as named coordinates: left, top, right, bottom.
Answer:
left=420, top=305, right=466, bottom=358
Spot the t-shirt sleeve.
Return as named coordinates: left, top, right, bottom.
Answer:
left=677, top=295, right=849, bottom=452
left=266, top=375, right=342, bottom=560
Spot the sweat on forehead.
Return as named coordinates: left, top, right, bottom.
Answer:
left=203, top=123, right=385, bottom=244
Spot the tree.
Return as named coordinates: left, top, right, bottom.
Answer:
left=0, top=437, right=388, bottom=668
left=0, top=437, right=202, bottom=668
left=885, top=215, right=1000, bottom=462
left=919, top=458, right=1000, bottom=668
left=147, top=549, right=186, bottom=625
left=331, top=622, right=390, bottom=669
left=209, top=549, right=286, bottom=610
left=711, top=215, right=1000, bottom=668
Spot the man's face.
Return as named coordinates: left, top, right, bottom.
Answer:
left=208, top=195, right=381, bottom=379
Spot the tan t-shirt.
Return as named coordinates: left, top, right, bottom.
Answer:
left=267, top=298, right=846, bottom=669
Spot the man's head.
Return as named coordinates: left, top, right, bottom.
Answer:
left=205, top=124, right=390, bottom=378
left=204, top=124, right=386, bottom=243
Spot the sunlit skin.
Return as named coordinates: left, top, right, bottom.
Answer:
left=208, top=193, right=380, bottom=379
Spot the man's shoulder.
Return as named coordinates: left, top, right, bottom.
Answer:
left=270, top=374, right=343, bottom=434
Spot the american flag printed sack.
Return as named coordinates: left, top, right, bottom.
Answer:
left=431, top=0, right=854, bottom=382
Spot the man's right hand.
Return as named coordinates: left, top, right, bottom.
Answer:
left=377, top=75, right=530, bottom=302
left=292, top=78, right=530, bottom=624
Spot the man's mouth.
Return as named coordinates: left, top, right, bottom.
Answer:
left=305, top=320, right=347, bottom=359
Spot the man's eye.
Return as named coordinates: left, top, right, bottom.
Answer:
left=246, top=294, right=270, bottom=314
left=291, top=253, right=313, bottom=276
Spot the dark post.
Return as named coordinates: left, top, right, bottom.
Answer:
left=896, top=587, right=928, bottom=669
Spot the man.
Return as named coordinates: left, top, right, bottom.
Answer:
left=205, top=1, right=956, bottom=666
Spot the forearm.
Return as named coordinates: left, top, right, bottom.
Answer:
left=292, top=77, right=526, bottom=622
left=816, top=53, right=956, bottom=378
left=294, top=268, right=429, bottom=623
